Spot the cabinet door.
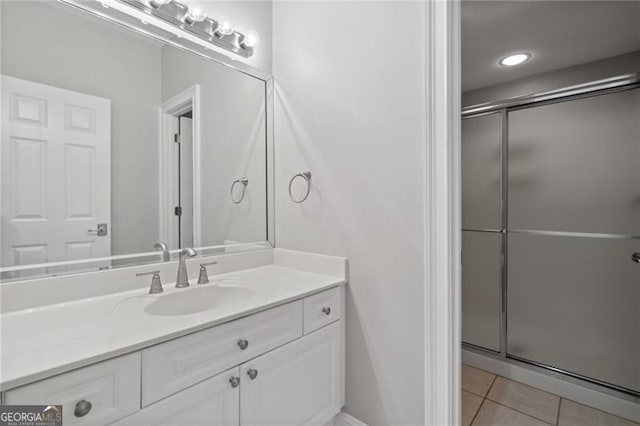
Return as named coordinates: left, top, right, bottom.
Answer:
left=114, top=367, right=240, bottom=426
left=240, top=322, right=344, bottom=426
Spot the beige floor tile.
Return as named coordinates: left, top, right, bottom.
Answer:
left=487, top=376, right=560, bottom=424
left=462, top=390, right=483, bottom=426
left=473, top=400, right=550, bottom=426
left=462, top=364, right=496, bottom=397
left=558, top=399, right=640, bottom=426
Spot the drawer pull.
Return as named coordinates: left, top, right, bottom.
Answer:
left=229, top=376, right=240, bottom=388
left=322, top=307, right=332, bottom=315
left=247, top=368, right=258, bottom=380
left=74, top=400, right=92, bottom=417
left=237, top=339, right=249, bottom=350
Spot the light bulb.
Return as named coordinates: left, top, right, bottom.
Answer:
left=185, top=6, right=206, bottom=24
left=241, top=31, right=259, bottom=49
left=149, top=0, right=171, bottom=7
left=499, top=53, right=531, bottom=67
left=214, top=18, right=234, bottom=36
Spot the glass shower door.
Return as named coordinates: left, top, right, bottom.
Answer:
left=462, top=112, right=503, bottom=352
left=507, top=88, right=640, bottom=394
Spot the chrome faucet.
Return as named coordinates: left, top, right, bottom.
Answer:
left=176, top=248, right=198, bottom=288
left=154, top=241, right=170, bottom=262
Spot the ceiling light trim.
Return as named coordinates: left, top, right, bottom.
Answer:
left=499, top=52, right=531, bottom=67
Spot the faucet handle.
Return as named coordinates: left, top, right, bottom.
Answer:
left=197, top=261, right=219, bottom=285
left=137, top=270, right=163, bottom=294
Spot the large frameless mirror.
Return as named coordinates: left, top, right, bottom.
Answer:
left=0, top=0, right=273, bottom=281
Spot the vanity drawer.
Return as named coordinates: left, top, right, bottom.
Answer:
left=4, top=353, right=141, bottom=426
left=142, top=300, right=303, bottom=406
left=303, top=286, right=344, bottom=334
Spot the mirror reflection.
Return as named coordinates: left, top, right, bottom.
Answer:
left=0, top=1, right=269, bottom=278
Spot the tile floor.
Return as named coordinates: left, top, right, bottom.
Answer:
left=462, top=364, right=640, bottom=426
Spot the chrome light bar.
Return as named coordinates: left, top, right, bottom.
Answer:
left=117, top=0, right=256, bottom=58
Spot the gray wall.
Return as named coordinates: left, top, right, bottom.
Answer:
left=161, top=46, right=267, bottom=246
left=197, top=1, right=273, bottom=73
left=273, top=2, right=427, bottom=424
left=1, top=1, right=162, bottom=256
left=463, top=51, right=640, bottom=107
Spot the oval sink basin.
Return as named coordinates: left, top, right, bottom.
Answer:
left=145, top=285, right=254, bottom=316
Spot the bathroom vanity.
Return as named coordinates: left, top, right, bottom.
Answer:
left=0, top=249, right=347, bottom=425
left=0, top=1, right=348, bottom=424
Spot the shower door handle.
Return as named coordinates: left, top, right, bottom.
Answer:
left=632, top=252, right=640, bottom=264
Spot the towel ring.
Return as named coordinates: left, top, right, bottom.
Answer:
left=230, top=177, right=249, bottom=204
left=289, top=172, right=311, bottom=203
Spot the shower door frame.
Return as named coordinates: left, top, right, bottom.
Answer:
left=461, top=72, right=640, bottom=397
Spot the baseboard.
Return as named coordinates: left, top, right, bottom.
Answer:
left=462, top=348, right=640, bottom=423
left=333, top=411, right=368, bottom=426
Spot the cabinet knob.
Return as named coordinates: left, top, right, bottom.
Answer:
left=237, top=339, right=249, bottom=350
left=322, top=307, right=331, bottom=315
left=74, top=400, right=92, bottom=417
left=229, top=376, right=240, bottom=388
left=632, top=252, right=640, bottom=263
left=247, top=368, right=258, bottom=380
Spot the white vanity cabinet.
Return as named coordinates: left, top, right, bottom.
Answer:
left=4, top=353, right=141, bottom=426
left=240, top=321, right=344, bottom=426
left=3, top=285, right=345, bottom=426
left=114, top=367, right=241, bottom=426
left=141, top=301, right=304, bottom=406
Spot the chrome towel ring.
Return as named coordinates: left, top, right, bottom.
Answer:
left=289, top=172, right=311, bottom=203
left=230, top=177, right=249, bottom=204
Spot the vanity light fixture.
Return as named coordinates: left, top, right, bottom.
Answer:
left=499, top=52, right=531, bottom=66
left=214, top=18, right=234, bottom=37
left=184, top=6, right=206, bottom=24
left=118, top=0, right=259, bottom=57
left=240, top=30, right=259, bottom=49
left=148, top=0, right=171, bottom=8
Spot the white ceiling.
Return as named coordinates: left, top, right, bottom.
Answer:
left=462, top=1, right=640, bottom=92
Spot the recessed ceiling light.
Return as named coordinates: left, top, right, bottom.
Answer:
left=499, top=53, right=531, bottom=67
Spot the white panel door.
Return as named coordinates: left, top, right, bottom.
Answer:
left=1, top=75, right=111, bottom=268
left=240, top=322, right=344, bottom=426
left=114, top=368, right=240, bottom=426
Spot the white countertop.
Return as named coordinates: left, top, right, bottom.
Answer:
left=0, top=264, right=346, bottom=391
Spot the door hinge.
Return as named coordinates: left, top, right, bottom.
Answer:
left=174, top=206, right=182, bottom=216
left=174, top=133, right=181, bottom=144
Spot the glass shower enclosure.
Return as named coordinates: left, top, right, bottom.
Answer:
left=461, top=75, right=640, bottom=396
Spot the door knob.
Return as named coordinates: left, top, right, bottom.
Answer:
left=632, top=252, right=640, bottom=263
left=87, top=223, right=108, bottom=236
